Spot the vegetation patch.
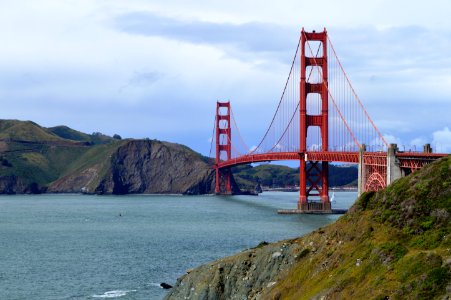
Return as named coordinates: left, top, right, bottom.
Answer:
left=263, top=156, right=450, bottom=300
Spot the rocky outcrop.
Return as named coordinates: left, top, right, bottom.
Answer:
left=0, top=119, right=218, bottom=195
left=0, top=175, right=44, bottom=194
left=96, top=140, right=215, bottom=194
left=165, top=240, right=304, bottom=300
left=47, top=166, right=102, bottom=193
left=48, top=140, right=216, bottom=195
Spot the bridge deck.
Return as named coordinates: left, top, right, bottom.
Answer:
left=216, top=151, right=447, bottom=169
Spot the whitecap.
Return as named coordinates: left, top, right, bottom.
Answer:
left=92, top=290, right=136, bottom=298
left=149, top=282, right=162, bottom=288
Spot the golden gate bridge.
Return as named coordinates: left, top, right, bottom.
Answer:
left=210, top=28, right=447, bottom=213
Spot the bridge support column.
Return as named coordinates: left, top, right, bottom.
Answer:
left=298, top=158, right=307, bottom=207
left=387, top=143, right=402, bottom=186
left=298, top=28, right=331, bottom=213
left=215, top=101, right=232, bottom=195
left=357, top=144, right=366, bottom=197
left=215, top=167, right=220, bottom=194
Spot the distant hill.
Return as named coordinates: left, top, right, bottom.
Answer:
left=0, top=119, right=214, bottom=194
left=47, top=125, right=116, bottom=145
left=232, top=163, right=357, bottom=189
left=0, top=120, right=65, bottom=142
left=0, top=119, right=357, bottom=195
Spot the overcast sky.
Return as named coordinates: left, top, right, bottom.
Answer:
left=1, top=0, right=450, bottom=155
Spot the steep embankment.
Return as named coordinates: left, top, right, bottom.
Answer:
left=0, top=120, right=215, bottom=194
left=166, top=156, right=451, bottom=300
left=49, top=140, right=215, bottom=194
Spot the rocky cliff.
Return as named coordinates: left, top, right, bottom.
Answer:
left=166, top=156, right=451, bottom=299
left=49, top=140, right=215, bottom=194
left=0, top=120, right=216, bottom=195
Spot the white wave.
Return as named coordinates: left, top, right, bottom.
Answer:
left=149, top=282, right=162, bottom=288
left=92, top=290, right=136, bottom=298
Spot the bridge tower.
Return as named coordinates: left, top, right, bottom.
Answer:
left=299, top=28, right=331, bottom=212
left=215, top=101, right=232, bottom=194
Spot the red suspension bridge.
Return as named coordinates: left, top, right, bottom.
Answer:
left=211, top=28, right=447, bottom=213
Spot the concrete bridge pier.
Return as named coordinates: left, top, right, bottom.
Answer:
left=358, top=143, right=403, bottom=197
left=387, top=143, right=403, bottom=186
left=358, top=143, right=438, bottom=197
left=357, top=144, right=366, bottom=197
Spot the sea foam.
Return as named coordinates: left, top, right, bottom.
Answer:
left=92, top=290, right=136, bottom=298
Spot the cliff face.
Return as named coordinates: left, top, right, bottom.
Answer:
left=96, top=140, right=215, bottom=194
left=166, top=156, right=451, bottom=300
left=48, top=140, right=215, bottom=195
left=0, top=175, right=42, bottom=194
left=0, top=119, right=216, bottom=195
left=165, top=240, right=304, bottom=300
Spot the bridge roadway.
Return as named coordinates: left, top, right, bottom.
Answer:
left=216, top=151, right=446, bottom=169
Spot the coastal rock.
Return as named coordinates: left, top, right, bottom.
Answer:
left=160, top=283, right=173, bottom=289
left=48, top=140, right=216, bottom=195
left=164, top=240, right=304, bottom=300
left=97, top=140, right=215, bottom=194
left=47, top=166, right=101, bottom=193
left=0, top=175, right=44, bottom=194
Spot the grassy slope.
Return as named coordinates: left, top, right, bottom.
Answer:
left=266, top=156, right=450, bottom=299
left=0, top=142, right=88, bottom=184
left=60, top=141, right=126, bottom=190
left=47, top=125, right=115, bottom=144
left=47, top=125, right=93, bottom=142
left=0, top=120, right=121, bottom=187
left=0, top=120, right=64, bottom=142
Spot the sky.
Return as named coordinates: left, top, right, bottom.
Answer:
left=1, top=0, right=450, bottom=156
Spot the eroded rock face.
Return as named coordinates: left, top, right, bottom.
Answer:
left=165, top=240, right=303, bottom=300
left=47, top=166, right=101, bottom=193
left=48, top=140, right=216, bottom=195
left=98, top=140, right=215, bottom=194
left=0, top=175, right=43, bottom=194
left=0, top=175, right=23, bottom=194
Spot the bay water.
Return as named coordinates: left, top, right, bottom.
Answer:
left=0, top=191, right=356, bottom=299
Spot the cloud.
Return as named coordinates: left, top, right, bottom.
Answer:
left=432, top=127, right=451, bottom=153
left=409, top=137, right=426, bottom=148
left=119, top=70, right=163, bottom=93
left=383, top=134, right=403, bottom=146
left=114, top=12, right=296, bottom=60
left=0, top=1, right=450, bottom=158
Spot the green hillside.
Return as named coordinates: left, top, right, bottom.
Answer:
left=0, top=120, right=64, bottom=142
left=0, top=119, right=122, bottom=191
left=232, top=163, right=358, bottom=188
left=166, top=156, right=450, bottom=300
left=267, top=156, right=451, bottom=299
left=47, top=125, right=116, bottom=145
left=0, top=119, right=215, bottom=195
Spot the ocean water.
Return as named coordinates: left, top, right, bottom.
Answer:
left=0, top=191, right=357, bottom=300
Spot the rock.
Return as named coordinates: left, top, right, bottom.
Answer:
left=356, top=259, right=362, bottom=266
left=0, top=175, right=44, bottom=194
left=160, top=283, right=173, bottom=289
left=164, top=240, right=303, bottom=300
left=255, top=183, right=263, bottom=193
left=49, top=140, right=217, bottom=195
left=267, top=282, right=277, bottom=288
